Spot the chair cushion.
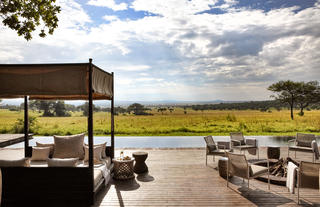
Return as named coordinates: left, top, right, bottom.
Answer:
left=0, top=158, right=30, bottom=167
left=53, top=133, right=85, bottom=159
left=47, top=158, right=79, bottom=167
left=250, top=164, right=268, bottom=177
left=31, top=147, right=51, bottom=161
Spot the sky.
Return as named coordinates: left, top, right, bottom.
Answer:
left=0, top=0, right=320, bottom=102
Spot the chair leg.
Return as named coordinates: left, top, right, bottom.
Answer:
left=248, top=179, right=249, bottom=188
left=213, top=155, right=215, bottom=162
left=297, top=170, right=300, bottom=204
left=206, top=155, right=207, bottom=165
left=257, top=148, right=259, bottom=160
left=227, top=159, right=229, bottom=187
left=295, top=151, right=296, bottom=158
left=268, top=173, right=270, bottom=190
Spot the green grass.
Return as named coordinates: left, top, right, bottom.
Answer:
left=0, top=108, right=319, bottom=136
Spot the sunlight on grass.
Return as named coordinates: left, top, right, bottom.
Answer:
left=0, top=108, right=319, bottom=136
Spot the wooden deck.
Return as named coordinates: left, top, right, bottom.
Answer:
left=0, top=134, right=32, bottom=147
left=94, top=147, right=320, bottom=207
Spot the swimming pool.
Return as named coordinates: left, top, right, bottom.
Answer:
left=6, top=135, right=320, bottom=148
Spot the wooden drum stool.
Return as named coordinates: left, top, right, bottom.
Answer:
left=133, top=152, right=148, bottom=174
left=218, top=157, right=232, bottom=178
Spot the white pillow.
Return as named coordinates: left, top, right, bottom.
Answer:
left=84, top=145, right=103, bottom=164
left=47, top=158, right=79, bottom=167
left=84, top=142, right=107, bottom=158
left=31, top=147, right=51, bottom=161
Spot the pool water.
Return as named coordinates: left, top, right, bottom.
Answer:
left=6, top=135, right=320, bottom=148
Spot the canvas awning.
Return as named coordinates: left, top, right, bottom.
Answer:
left=0, top=63, right=113, bottom=100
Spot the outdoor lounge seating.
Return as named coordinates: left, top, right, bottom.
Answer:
left=226, top=152, right=270, bottom=190
left=288, top=133, right=316, bottom=162
left=204, top=135, right=232, bottom=165
left=230, top=132, right=259, bottom=159
left=0, top=60, right=115, bottom=206
left=297, top=161, right=320, bottom=204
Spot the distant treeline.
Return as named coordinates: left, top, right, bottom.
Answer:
left=185, top=100, right=320, bottom=111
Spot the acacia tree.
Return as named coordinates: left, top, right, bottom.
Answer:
left=0, top=0, right=61, bottom=40
left=268, top=80, right=302, bottom=120
left=296, top=81, right=320, bottom=116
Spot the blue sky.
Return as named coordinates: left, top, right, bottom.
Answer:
left=0, top=0, right=319, bottom=102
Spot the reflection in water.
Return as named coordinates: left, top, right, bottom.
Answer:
left=6, top=135, right=320, bottom=148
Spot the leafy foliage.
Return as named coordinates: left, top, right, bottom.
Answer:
left=12, top=116, right=38, bottom=133
left=0, top=0, right=61, bottom=40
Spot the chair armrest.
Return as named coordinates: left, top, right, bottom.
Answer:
left=288, top=139, right=296, bottom=146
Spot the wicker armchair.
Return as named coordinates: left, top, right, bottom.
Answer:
left=204, top=135, right=232, bottom=165
left=230, top=132, right=259, bottom=159
left=226, top=152, right=270, bottom=190
left=297, top=161, right=320, bottom=204
left=288, top=133, right=316, bottom=162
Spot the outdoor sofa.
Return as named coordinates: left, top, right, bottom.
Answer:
left=0, top=60, right=115, bottom=206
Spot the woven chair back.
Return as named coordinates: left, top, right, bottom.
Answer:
left=230, top=132, right=244, bottom=141
left=204, top=135, right=215, bottom=145
left=300, top=161, right=320, bottom=189
left=296, top=133, right=315, bottom=147
left=227, top=152, right=248, bottom=178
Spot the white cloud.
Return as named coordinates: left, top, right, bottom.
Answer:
left=1, top=0, right=320, bottom=101
left=87, top=0, right=128, bottom=11
left=103, top=15, right=120, bottom=22
left=111, top=65, right=151, bottom=71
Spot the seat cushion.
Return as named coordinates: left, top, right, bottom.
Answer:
left=94, top=169, right=104, bottom=188
left=53, top=133, right=85, bottom=159
left=47, top=158, right=79, bottom=167
left=250, top=164, right=268, bottom=177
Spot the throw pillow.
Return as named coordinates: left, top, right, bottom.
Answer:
left=31, top=146, right=51, bottom=161
left=84, top=145, right=103, bottom=164
left=84, top=142, right=107, bottom=158
left=53, top=133, right=85, bottom=159
left=36, top=142, right=55, bottom=157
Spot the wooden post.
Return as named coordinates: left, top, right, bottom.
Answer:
left=111, top=72, right=115, bottom=159
left=24, top=96, right=29, bottom=157
left=88, top=59, right=94, bottom=169
left=88, top=58, right=94, bottom=204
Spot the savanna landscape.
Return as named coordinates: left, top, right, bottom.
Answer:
left=1, top=107, right=319, bottom=136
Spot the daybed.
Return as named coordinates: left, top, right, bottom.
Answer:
left=0, top=59, right=115, bottom=206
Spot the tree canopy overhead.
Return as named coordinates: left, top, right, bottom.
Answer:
left=0, top=0, right=61, bottom=40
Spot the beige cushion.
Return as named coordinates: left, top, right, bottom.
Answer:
left=36, top=142, right=55, bottom=157
left=250, top=164, right=268, bottom=177
left=47, top=158, right=79, bottom=167
left=31, top=147, right=51, bottom=161
left=85, top=142, right=107, bottom=158
left=53, top=133, right=85, bottom=159
left=0, top=158, right=30, bottom=167
left=84, top=145, right=103, bottom=164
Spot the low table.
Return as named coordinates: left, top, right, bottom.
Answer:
left=112, top=158, right=135, bottom=180
left=133, top=152, right=148, bottom=174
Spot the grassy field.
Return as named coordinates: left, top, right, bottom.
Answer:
left=0, top=108, right=319, bottom=136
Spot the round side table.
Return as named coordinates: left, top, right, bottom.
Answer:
left=218, top=157, right=232, bottom=178
left=112, top=158, right=135, bottom=180
left=133, top=152, right=148, bottom=174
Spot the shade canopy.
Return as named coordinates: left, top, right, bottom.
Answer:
left=0, top=63, right=113, bottom=100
